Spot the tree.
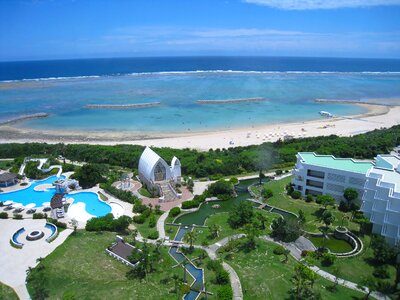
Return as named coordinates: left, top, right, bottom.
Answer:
left=74, top=163, right=105, bottom=189
left=255, top=212, right=268, bottom=230
left=283, top=248, right=290, bottom=263
left=185, top=231, right=197, bottom=250
left=172, top=274, right=180, bottom=298
left=261, top=188, right=273, bottom=199
left=209, top=224, right=221, bottom=239
left=292, top=263, right=317, bottom=299
left=271, top=217, right=302, bottom=242
left=317, top=194, right=336, bottom=210
left=242, top=223, right=260, bottom=251
left=227, top=201, right=254, bottom=229
left=370, top=235, right=396, bottom=264
left=344, top=188, right=359, bottom=205
left=298, top=210, right=306, bottom=225
left=321, top=210, right=335, bottom=228
left=131, top=229, right=138, bottom=244
left=357, top=276, right=378, bottom=300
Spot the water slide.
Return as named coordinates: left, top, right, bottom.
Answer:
left=19, top=158, right=62, bottom=177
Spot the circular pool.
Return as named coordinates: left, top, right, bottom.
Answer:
left=26, top=230, right=44, bottom=241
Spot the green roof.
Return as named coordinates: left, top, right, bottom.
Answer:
left=299, top=152, right=373, bottom=174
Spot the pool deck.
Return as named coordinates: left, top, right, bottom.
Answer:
left=0, top=219, right=73, bottom=300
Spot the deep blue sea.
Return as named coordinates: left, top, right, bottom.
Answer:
left=0, top=56, right=399, bottom=133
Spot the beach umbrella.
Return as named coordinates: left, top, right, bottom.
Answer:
left=42, top=202, right=51, bottom=207
left=12, top=203, right=23, bottom=208
left=25, top=203, right=36, bottom=209
left=3, top=200, right=13, bottom=206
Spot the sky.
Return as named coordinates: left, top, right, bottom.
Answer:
left=0, top=0, right=400, bottom=61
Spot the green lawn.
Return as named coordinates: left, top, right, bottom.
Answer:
left=221, top=238, right=365, bottom=300
left=27, top=230, right=227, bottom=299
left=0, top=282, right=18, bottom=300
left=194, top=211, right=280, bottom=246
left=252, top=176, right=359, bottom=233
left=0, top=160, right=13, bottom=170
left=139, top=187, right=152, bottom=197
left=308, top=235, right=353, bottom=253
left=165, top=215, right=180, bottom=240
left=314, top=234, right=396, bottom=287
left=134, top=213, right=161, bottom=239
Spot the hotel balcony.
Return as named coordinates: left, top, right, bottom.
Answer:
left=307, top=169, right=325, bottom=179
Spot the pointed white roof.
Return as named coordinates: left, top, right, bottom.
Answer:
left=138, top=147, right=171, bottom=182
left=171, top=156, right=180, bottom=167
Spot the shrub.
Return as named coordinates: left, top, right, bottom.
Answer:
left=229, top=177, right=239, bottom=185
left=217, top=285, right=233, bottom=300
left=215, top=269, right=230, bottom=285
left=285, top=183, right=294, bottom=195
left=13, top=214, right=23, bottom=219
left=291, top=191, right=301, bottom=199
left=321, top=253, right=336, bottom=266
left=85, top=214, right=130, bottom=232
left=301, top=250, right=309, bottom=257
left=169, top=207, right=181, bottom=218
left=207, top=179, right=234, bottom=197
left=32, top=213, right=46, bottom=219
left=337, top=201, right=348, bottom=212
left=181, top=200, right=200, bottom=209
left=20, top=182, right=28, bottom=186
left=132, top=214, right=146, bottom=224
left=262, top=188, right=273, bottom=199
left=0, top=212, right=8, bottom=219
left=273, top=245, right=286, bottom=255
left=305, top=194, right=314, bottom=203
left=148, top=214, right=157, bottom=228
left=147, top=231, right=159, bottom=240
left=275, top=169, right=283, bottom=175
left=132, top=201, right=148, bottom=214
left=373, top=266, right=390, bottom=279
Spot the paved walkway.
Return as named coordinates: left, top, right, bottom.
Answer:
left=0, top=219, right=73, bottom=300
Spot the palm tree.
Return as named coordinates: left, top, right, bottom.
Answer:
left=185, top=230, right=197, bottom=250
left=283, top=248, right=290, bottom=263
left=210, top=224, right=221, bottom=239
left=172, top=273, right=180, bottom=298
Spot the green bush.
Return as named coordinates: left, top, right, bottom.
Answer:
left=85, top=214, right=130, bottom=232
left=13, top=214, right=23, bottom=219
left=148, top=215, right=156, bottom=228
left=373, top=266, right=390, bottom=279
left=215, top=269, right=230, bottom=285
left=305, top=194, right=314, bottom=202
left=147, top=231, right=159, bottom=240
left=217, top=285, right=233, bottom=300
left=207, top=179, right=234, bottom=197
left=273, top=245, right=286, bottom=255
left=32, top=213, right=46, bottom=219
left=74, top=164, right=106, bottom=189
left=261, top=188, right=273, bottom=198
left=20, top=182, right=28, bottom=186
left=181, top=200, right=200, bottom=209
left=291, top=191, right=301, bottom=199
left=101, top=183, right=139, bottom=204
left=275, top=169, right=283, bottom=175
left=132, top=214, right=146, bottom=224
left=169, top=207, right=181, bottom=218
left=0, top=212, right=8, bottom=219
left=321, top=253, right=336, bottom=266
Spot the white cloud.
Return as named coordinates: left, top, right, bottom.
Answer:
left=243, top=0, right=400, bottom=10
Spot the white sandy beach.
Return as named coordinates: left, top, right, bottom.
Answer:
left=0, top=103, right=399, bottom=150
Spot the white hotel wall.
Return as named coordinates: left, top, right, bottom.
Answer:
left=292, top=155, right=366, bottom=201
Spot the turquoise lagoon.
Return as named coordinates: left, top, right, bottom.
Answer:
left=0, top=176, right=111, bottom=217
left=1, top=71, right=400, bottom=133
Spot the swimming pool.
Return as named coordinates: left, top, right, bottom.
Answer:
left=0, top=176, right=111, bottom=218
left=0, top=175, right=64, bottom=207
left=69, top=192, right=111, bottom=217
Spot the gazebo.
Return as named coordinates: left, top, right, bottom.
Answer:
left=0, top=172, right=17, bottom=187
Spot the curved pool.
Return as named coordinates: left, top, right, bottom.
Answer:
left=69, top=192, right=111, bottom=217
left=0, top=175, right=64, bottom=207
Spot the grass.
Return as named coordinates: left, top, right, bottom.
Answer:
left=0, top=160, right=13, bottom=170
left=98, top=191, right=108, bottom=201
left=307, top=235, right=353, bottom=253
left=221, top=238, right=365, bottom=300
left=139, top=187, right=152, bottom=198
left=134, top=213, right=161, bottom=239
left=165, top=215, right=180, bottom=240
left=27, top=230, right=225, bottom=299
left=314, top=234, right=396, bottom=286
left=251, top=176, right=397, bottom=289
left=194, top=211, right=280, bottom=246
left=0, top=282, right=18, bottom=300
left=252, top=176, right=359, bottom=233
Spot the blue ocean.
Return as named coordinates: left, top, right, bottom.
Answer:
left=0, top=56, right=399, bottom=133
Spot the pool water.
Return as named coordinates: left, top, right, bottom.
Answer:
left=0, top=175, right=111, bottom=217
left=69, top=192, right=111, bottom=217
left=0, top=175, right=64, bottom=206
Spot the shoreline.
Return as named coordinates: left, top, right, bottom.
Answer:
left=0, top=103, right=399, bottom=150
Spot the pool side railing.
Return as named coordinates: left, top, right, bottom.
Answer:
left=45, top=223, right=58, bottom=243
left=11, top=227, right=25, bottom=249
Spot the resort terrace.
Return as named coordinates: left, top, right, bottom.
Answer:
left=298, top=152, right=374, bottom=174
